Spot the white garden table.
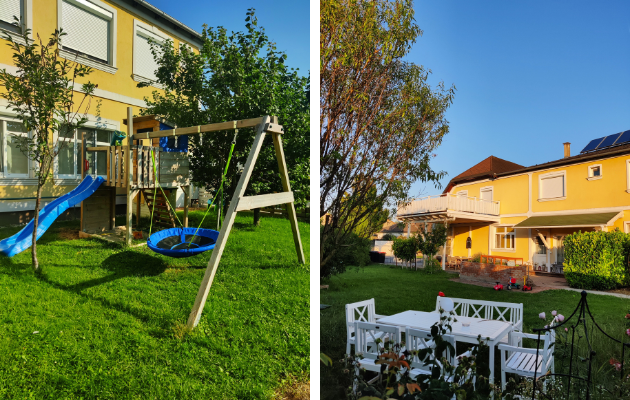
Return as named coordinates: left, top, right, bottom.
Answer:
left=377, top=310, right=513, bottom=386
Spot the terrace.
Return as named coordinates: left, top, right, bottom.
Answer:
left=397, top=193, right=501, bottom=224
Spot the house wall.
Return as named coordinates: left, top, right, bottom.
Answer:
left=446, top=151, right=630, bottom=264
left=0, top=0, right=201, bottom=218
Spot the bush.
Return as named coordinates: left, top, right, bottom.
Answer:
left=321, top=230, right=371, bottom=278
left=381, top=233, right=397, bottom=241
left=471, top=252, right=482, bottom=263
left=392, top=236, right=418, bottom=263
left=563, top=230, right=630, bottom=290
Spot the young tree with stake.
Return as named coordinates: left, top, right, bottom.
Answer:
left=0, top=23, right=96, bottom=271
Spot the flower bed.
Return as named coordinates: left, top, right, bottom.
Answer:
left=460, top=261, right=527, bottom=284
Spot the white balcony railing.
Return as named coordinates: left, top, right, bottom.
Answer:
left=397, top=193, right=500, bottom=217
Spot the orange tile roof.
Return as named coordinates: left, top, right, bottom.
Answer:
left=444, top=156, right=524, bottom=193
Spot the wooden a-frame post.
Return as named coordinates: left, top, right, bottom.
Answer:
left=186, top=115, right=305, bottom=329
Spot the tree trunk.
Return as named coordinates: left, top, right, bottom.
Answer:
left=253, top=208, right=260, bottom=226
left=31, top=183, right=43, bottom=272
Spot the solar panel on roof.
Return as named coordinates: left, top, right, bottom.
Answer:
left=597, top=133, right=622, bottom=149
left=616, top=130, right=630, bottom=146
left=580, top=137, right=606, bottom=153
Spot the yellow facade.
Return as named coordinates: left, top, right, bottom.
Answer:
left=446, top=151, right=630, bottom=266
left=0, top=0, right=201, bottom=213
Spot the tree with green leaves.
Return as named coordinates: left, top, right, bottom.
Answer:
left=416, top=223, right=448, bottom=272
left=392, top=235, right=418, bottom=267
left=320, top=0, right=455, bottom=271
left=139, top=9, right=309, bottom=225
left=0, top=23, right=96, bottom=272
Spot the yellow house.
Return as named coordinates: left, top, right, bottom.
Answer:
left=0, top=0, right=202, bottom=225
left=397, top=133, right=630, bottom=271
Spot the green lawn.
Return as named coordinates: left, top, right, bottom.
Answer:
left=0, top=210, right=309, bottom=399
left=320, top=264, right=630, bottom=399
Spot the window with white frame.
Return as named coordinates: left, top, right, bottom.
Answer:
left=539, top=171, right=566, bottom=200
left=59, top=0, right=116, bottom=68
left=494, top=226, right=515, bottom=250
left=56, top=127, right=112, bottom=178
left=587, top=164, right=602, bottom=179
left=480, top=186, right=493, bottom=202
left=133, top=20, right=167, bottom=84
left=456, top=190, right=468, bottom=197
left=0, top=0, right=23, bottom=33
left=1, top=119, right=29, bottom=177
left=84, top=129, right=112, bottom=176
left=627, top=160, right=630, bottom=192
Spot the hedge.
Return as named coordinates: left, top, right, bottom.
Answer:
left=563, top=230, right=630, bottom=290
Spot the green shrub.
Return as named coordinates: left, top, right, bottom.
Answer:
left=392, top=236, right=418, bottom=263
left=471, top=252, right=482, bottom=263
left=321, top=229, right=371, bottom=278
left=381, top=233, right=397, bottom=241
left=563, top=230, right=630, bottom=290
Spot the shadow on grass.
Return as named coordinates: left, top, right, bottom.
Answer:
left=28, top=251, right=172, bottom=331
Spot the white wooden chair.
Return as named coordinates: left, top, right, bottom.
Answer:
left=498, top=331, right=555, bottom=391
left=404, top=326, right=456, bottom=380
left=435, top=297, right=523, bottom=343
left=354, top=321, right=401, bottom=381
left=345, top=299, right=388, bottom=355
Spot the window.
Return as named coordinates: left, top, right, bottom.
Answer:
left=539, top=171, right=566, bottom=200
left=587, top=164, right=602, bottom=180
left=535, top=235, right=547, bottom=255
left=133, top=20, right=167, bottom=86
left=494, top=226, right=515, bottom=250
left=56, top=127, right=112, bottom=178
left=0, top=0, right=22, bottom=33
left=85, top=129, right=112, bottom=176
left=58, top=0, right=117, bottom=72
left=480, top=186, right=493, bottom=202
left=1, top=119, right=29, bottom=177
left=456, top=190, right=468, bottom=197
left=57, top=126, right=76, bottom=177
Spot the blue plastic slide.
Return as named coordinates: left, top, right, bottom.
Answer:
left=0, top=175, right=105, bottom=257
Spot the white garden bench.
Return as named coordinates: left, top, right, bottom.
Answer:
left=434, top=297, right=523, bottom=343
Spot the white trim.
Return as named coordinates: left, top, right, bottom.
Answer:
left=480, top=185, right=493, bottom=202
left=624, top=222, right=630, bottom=234
left=57, top=0, right=117, bottom=70
left=538, top=170, right=566, bottom=201
left=0, top=64, right=146, bottom=107
left=58, top=49, right=118, bottom=74
left=626, top=159, right=630, bottom=192
left=587, top=163, right=602, bottom=179
left=132, top=19, right=168, bottom=89
left=538, top=196, right=566, bottom=202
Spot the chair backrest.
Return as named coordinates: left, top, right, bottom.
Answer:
left=405, top=326, right=455, bottom=373
left=511, top=330, right=555, bottom=371
left=346, top=299, right=377, bottom=338
left=435, top=297, right=523, bottom=329
left=354, top=321, right=401, bottom=362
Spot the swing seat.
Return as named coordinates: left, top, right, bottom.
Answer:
left=147, top=227, right=219, bottom=258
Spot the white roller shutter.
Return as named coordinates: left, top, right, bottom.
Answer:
left=134, top=26, right=164, bottom=80
left=541, top=175, right=564, bottom=199
left=480, top=188, right=493, bottom=201
left=0, top=0, right=22, bottom=24
left=61, top=0, right=111, bottom=62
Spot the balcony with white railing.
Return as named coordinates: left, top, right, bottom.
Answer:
left=397, top=193, right=500, bottom=220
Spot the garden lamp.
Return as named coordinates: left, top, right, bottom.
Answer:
left=440, top=297, right=454, bottom=313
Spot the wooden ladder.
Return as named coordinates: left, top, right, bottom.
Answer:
left=142, top=189, right=176, bottom=228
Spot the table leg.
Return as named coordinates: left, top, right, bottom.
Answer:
left=489, top=340, right=495, bottom=386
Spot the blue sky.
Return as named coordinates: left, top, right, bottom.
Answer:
left=144, top=0, right=310, bottom=77
left=407, top=1, right=630, bottom=198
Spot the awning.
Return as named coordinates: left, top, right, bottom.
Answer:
left=513, top=212, right=622, bottom=229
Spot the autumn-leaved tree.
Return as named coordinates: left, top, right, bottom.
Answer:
left=320, top=0, right=455, bottom=272
left=140, top=9, right=309, bottom=225
left=0, top=23, right=95, bottom=271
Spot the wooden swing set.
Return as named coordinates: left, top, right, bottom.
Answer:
left=80, top=107, right=305, bottom=329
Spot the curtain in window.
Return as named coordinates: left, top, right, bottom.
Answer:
left=61, top=0, right=111, bottom=62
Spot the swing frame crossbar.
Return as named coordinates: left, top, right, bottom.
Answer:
left=119, top=109, right=304, bottom=330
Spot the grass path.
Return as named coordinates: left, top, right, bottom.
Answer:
left=0, top=210, right=309, bottom=399
left=320, top=264, right=630, bottom=399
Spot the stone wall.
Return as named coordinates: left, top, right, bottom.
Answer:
left=460, top=261, right=527, bottom=284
